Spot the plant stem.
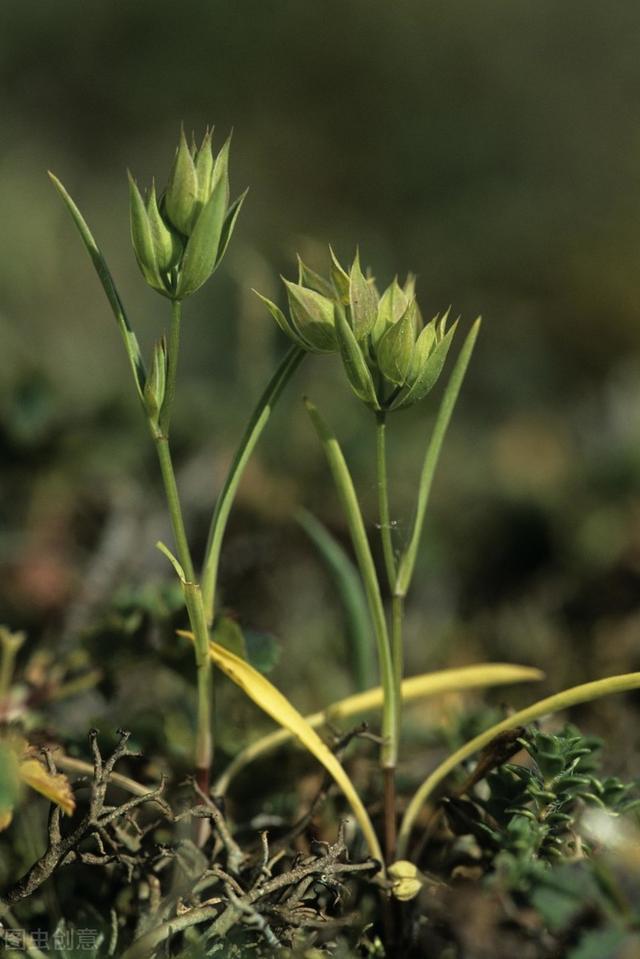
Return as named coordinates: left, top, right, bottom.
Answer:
left=201, top=345, right=304, bottom=624
left=183, top=582, right=213, bottom=792
left=152, top=300, right=213, bottom=790
left=159, top=299, right=182, bottom=435
left=375, top=412, right=403, bottom=861
left=154, top=437, right=195, bottom=583
left=305, top=400, right=398, bottom=829
left=375, top=413, right=396, bottom=588
left=391, top=593, right=404, bottom=737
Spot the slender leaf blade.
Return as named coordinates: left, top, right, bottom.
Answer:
left=397, top=670, right=640, bottom=857
left=49, top=172, right=146, bottom=400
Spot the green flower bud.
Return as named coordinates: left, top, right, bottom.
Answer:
left=391, top=309, right=458, bottom=411
left=371, top=278, right=408, bottom=347
left=349, top=249, right=379, bottom=340
left=128, top=127, right=246, bottom=300
left=283, top=280, right=338, bottom=353
left=128, top=173, right=164, bottom=294
left=388, top=860, right=422, bottom=902
left=335, top=306, right=379, bottom=408
left=143, top=337, right=168, bottom=426
left=147, top=181, right=182, bottom=273
left=376, top=299, right=418, bottom=386
left=297, top=254, right=334, bottom=298
left=259, top=248, right=462, bottom=414
left=329, top=247, right=351, bottom=304
left=165, top=127, right=199, bottom=235
left=193, top=127, right=215, bottom=206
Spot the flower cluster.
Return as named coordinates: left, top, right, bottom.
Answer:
left=257, top=249, right=457, bottom=412
left=128, top=127, right=246, bottom=300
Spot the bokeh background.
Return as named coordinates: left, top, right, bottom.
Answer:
left=2, top=1, right=640, bottom=772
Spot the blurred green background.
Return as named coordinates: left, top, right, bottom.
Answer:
left=2, top=0, right=640, bottom=762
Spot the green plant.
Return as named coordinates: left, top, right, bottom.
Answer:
left=42, top=129, right=640, bottom=955
left=50, top=129, right=301, bottom=798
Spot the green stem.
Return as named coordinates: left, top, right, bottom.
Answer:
left=305, top=400, right=397, bottom=771
left=184, top=582, right=213, bottom=790
left=201, top=346, right=304, bottom=624
left=154, top=436, right=195, bottom=583
left=159, top=299, right=182, bottom=436
left=375, top=413, right=396, bottom=589
left=391, top=593, right=404, bottom=734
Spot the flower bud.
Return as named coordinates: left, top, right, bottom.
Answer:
left=349, top=249, right=379, bottom=340
left=258, top=248, right=460, bottom=413
left=283, top=280, right=338, bottom=353
left=128, top=127, right=246, bottom=300
left=388, top=860, right=422, bottom=901
left=165, top=127, right=199, bottom=236
left=376, top=299, right=418, bottom=386
left=143, top=337, right=168, bottom=427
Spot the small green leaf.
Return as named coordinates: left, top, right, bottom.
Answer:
left=128, top=174, right=163, bottom=292
left=176, top=175, right=227, bottom=298
left=335, top=307, right=379, bottom=407
left=329, top=246, right=350, bottom=304
left=406, top=318, right=436, bottom=383
left=165, top=126, right=199, bottom=235
left=297, top=255, right=335, bottom=298
left=194, top=127, right=214, bottom=205
left=376, top=300, right=417, bottom=386
left=254, top=290, right=309, bottom=349
left=210, top=132, right=232, bottom=211
left=147, top=181, right=181, bottom=273
left=143, top=337, right=167, bottom=425
left=349, top=250, right=378, bottom=339
left=215, top=188, right=247, bottom=267
left=372, top=278, right=408, bottom=345
left=398, top=668, right=640, bottom=857
left=284, top=280, right=338, bottom=352
left=392, top=317, right=458, bottom=409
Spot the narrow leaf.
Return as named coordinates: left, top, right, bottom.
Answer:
left=303, top=399, right=395, bottom=750
left=49, top=173, right=146, bottom=400
left=297, top=508, right=374, bottom=691
left=19, top=759, right=75, bottom=816
left=284, top=280, right=337, bottom=353
left=349, top=250, right=379, bottom=339
left=395, top=317, right=481, bottom=596
left=128, top=173, right=163, bottom=291
left=215, top=189, right=248, bottom=267
left=397, top=671, right=640, bottom=857
left=297, top=255, right=335, bottom=298
left=254, top=290, right=308, bottom=349
left=376, top=301, right=417, bottom=386
left=180, top=634, right=384, bottom=867
left=392, top=318, right=458, bottom=409
left=214, top=663, right=543, bottom=795
left=177, top=175, right=227, bottom=298
left=201, top=346, right=305, bottom=623
left=335, top=308, right=379, bottom=407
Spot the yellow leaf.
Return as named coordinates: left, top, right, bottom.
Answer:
left=214, top=663, right=543, bottom=794
left=179, top=633, right=383, bottom=867
left=0, top=807, right=13, bottom=831
left=19, top=759, right=76, bottom=816
left=397, top=671, right=640, bottom=857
